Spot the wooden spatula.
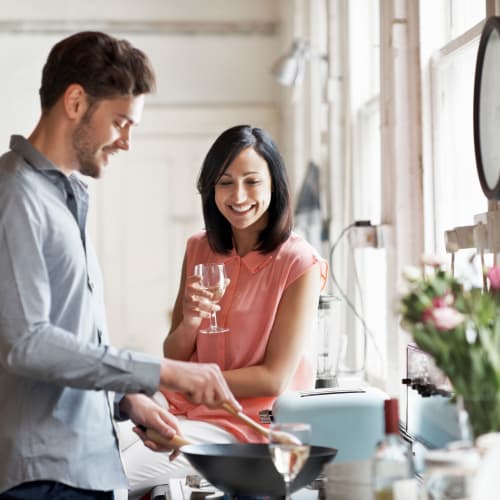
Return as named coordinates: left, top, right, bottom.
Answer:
left=140, top=403, right=301, bottom=448
left=221, top=402, right=301, bottom=445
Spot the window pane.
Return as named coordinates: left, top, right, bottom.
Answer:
left=423, top=0, right=489, bottom=283
left=345, top=0, right=384, bottom=378
left=450, top=0, right=485, bottom=38
left=431, top=40, right=488, bottom=255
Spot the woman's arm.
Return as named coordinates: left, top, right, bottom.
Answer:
left=163, top=254, right=216, bottom=360
left=223, top=265, right=321, bottom=398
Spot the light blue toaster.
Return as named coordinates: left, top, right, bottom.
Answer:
left=272, top=387, right=388, bottom=463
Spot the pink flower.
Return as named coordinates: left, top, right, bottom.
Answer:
left=422, top=307, right=434, bottom=323
left=423, top=306, right=464, bottom=331
left=487, top=266, right=500, bottom=291
left=432, top=293, right=454, bottom=308
left=422, top=293, right=454, bottom=324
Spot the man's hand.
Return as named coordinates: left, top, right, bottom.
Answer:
left=119, top=393, right=183, bottom=456
left=159, top=358, right=241, bottom=411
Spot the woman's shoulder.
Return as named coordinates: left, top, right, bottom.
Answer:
left=279, top=231, right=322, bottom=258
left=187, top=230, right=208, bottom=244
left=186, top=230, right=209, bottom=254
left=277, top=232, right=328, bottom=289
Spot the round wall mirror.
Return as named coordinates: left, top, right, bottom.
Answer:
left=474, top=16, right=500, bottom=199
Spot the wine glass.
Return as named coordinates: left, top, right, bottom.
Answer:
left=193, top=263, right=229, bottom=334
left=268, top=422, right=311, bottom=500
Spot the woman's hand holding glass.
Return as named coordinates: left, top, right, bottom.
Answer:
left=185, top=263, right=229, bottom=334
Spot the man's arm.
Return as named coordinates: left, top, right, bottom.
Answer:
left=118, top=359, right=241, bottom=452
left=158, top=357, right=239, bottom=408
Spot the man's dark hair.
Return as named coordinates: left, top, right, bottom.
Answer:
left=197, top=125, right=293, bottom=254
left=39, top=31, right=156, bottom=111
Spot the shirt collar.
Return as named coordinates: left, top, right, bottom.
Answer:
left=219, top=246, right=275, bottom=274
left=9, top=134, right=88, bottom=194
left=10, top=135, right=59, bottom=174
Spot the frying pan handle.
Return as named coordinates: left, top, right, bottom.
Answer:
left=138, top=425, right=192, bottom=449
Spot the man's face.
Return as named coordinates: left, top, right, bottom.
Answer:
left=72, top=94, right=144, bottom=178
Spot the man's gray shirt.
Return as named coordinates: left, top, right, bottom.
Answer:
left=0, top=136, right=161, bottom=493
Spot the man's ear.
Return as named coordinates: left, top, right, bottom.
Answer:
left=63, top=84, right=88, bottom=120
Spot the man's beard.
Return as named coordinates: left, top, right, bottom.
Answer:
left=72, top=107, right=101, bottom=178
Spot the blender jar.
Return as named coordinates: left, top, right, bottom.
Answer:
left=315, top=294, right=343, bottom=388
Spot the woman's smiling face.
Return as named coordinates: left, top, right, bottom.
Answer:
left=214, top=146, right=272, bottom=233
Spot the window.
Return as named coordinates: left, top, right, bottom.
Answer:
left=421, top=2, right=487, bottom=282
left=326, top=0, right=488, bottom=388
left=330, top=0, right=386, bottom=381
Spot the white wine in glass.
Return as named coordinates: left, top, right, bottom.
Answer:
left=194, top=263, right=229, bottom=334
left=269, top=422, right=311, bottom=500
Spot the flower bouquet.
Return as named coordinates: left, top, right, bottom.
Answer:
left=399, top=256, right=500, bottom=438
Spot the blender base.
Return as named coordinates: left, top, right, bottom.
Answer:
left=315, top=376, right=338, bottom=388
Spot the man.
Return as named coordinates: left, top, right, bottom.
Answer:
left=0, top=31, right=239, bottom=499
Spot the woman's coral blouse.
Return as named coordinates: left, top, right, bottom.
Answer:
left=162, top=231, right=327, bottom=442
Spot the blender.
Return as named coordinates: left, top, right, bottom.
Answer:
left=315, top=294, right=344, bottom=388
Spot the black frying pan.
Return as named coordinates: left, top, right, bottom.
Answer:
left=181, top=443, right=337, bottom=497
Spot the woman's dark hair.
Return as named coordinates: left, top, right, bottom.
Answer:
left=197, top=125, right=293, bottom=254
left=39, top=31, right=156, bottom=111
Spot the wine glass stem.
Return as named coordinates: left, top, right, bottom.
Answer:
left=284, top=479, right=291, bottom=500
left=210, top=311, right=219, bottom=330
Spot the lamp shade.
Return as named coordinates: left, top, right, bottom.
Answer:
left=271, top=39, right=310, bottom=87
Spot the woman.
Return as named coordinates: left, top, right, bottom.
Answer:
left=120, top=125, right=327, bottom=498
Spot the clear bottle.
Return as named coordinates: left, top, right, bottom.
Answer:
left=422, top=445, right=480, bottom=500
left=372, top=398, right=414, bottom=500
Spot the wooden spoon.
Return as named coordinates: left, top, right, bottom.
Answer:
left=221, top=402, right=301, bottom=445
left=139, top=404, right=301, bottom=448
